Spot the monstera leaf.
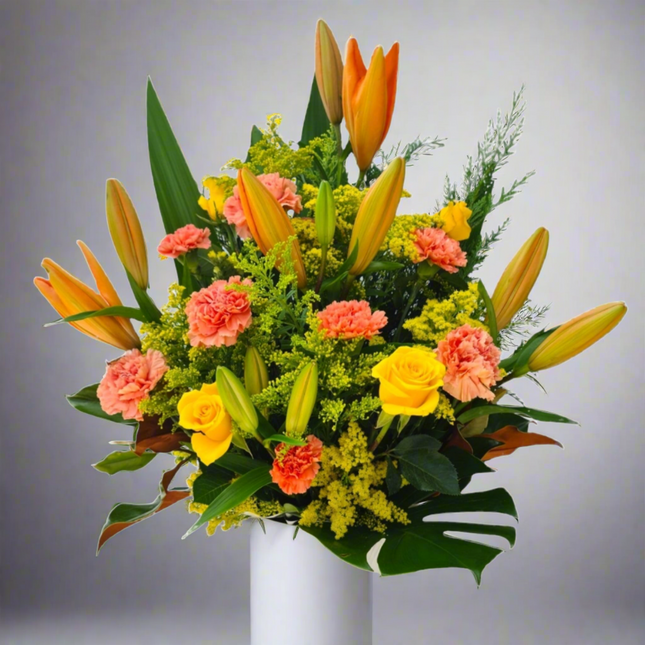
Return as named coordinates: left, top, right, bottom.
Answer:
left=302, top=487, right=517, bottom=583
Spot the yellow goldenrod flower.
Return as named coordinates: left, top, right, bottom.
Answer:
left=492, top=228, right=549, bottom=330
left=440, top=201, right=472, bottom=242
left=198, top=176, right=227, bottom=220
left=34, top=241, right=140, bottom=350
left=236, top=168, right=307, bottom=289
left=105, top=179, right=148, bottom=289
left=285, top=362, right=318, bottom=437
left=527, top=302, right=627, bottom=372
left=178, top=382, right=233, bottom=466
left=216, top=366, right=259, bottom=437
left=315, top=19, right=344, bottom=125
left=348, top=157, right=405, bottom=276
left=244, top=346, right=269, bottom=396
left=343, top=37, right=399, bottom=171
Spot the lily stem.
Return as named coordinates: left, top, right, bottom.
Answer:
left=393, top=283, right=420, bottom=342
left=355, top=169, right=365, bottom=188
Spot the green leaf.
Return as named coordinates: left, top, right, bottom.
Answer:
left=97, top=461, right=189, bottom=553
left=93, top=450, right=156, bottom=475
left=443, top=446, right=494, bottom=490
left=212, top=453, right=267, bottom=475
left=299, top=76, right=330, bottom=148
left=126, top=271, right=162, bottom=323
left=305, top=488, right=518, bottom=580
left=245, top=125, right=263, bottom=163
left=192, top=467, right=232, bottom=505
left=478, top=280, right=498, bottom=343
left=362, top=260, right=405, bottom=276
left=264, top=434, right=307, bottom=446
left=66, top=384, right=135, bottom=425
left=183, top=465, right=272, bottom=538
left=386, top=457, right=402, bottom=495
left=484, top=413, right=530, bottom=433
left=468, top=436, right=504, bottom=459
left=499, top=327, right=558, bottom=373
left=457, top=404, right=578, bottom=425
left=393, top=435, right=460, bottom=495
left=45, top=306, right=147, bottom=327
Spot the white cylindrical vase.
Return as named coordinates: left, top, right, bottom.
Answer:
left=250, top=519, right=373, bottom=645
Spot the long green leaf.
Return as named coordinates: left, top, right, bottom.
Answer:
left=126, top=270, right=162, bottom=323
left=192, top=467, right=232, bottom=505
left=458, top=404, right=578, bottom=425
left=264, top=434, right=307, bottom=446
left=183, top=465, right=272, bottom=538
left=299, top=76, right=330, bottom=148
left=66, top=384, right=135, bottom=425
left=93, top=450, right=156, bottom=475
left=245, top=125, right=263, bottom=163
left=213, top=453, right=269, bottom=475
left=45, top=306, right=147, bottom=327
left=478, top=280, right=498, bottom=342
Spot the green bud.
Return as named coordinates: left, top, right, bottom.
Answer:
left=315, top=180, right=336, bottom=250
left=285, top=362, right=319, bottom=437
left=216, top=366, right=258, bottom=436
left=244, top=346, right=269, bottom=396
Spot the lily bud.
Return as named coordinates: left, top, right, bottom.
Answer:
left=347, top=157, right=405, bottom=276
left=216, top=366, right=259, bottom=436
left=528, top=302, right=627, bottom=372
left=315, top=19, right=344, bottom=125
left=236, top=168, right=307, bottom=289
left=285, top=362, right=318, bottom=437
left=244, top=346, right=269, bottom=396
left=343, top=37, right=399, bottom=171
left=315, top=180, right=336, bottom=250
left=106, top=179, right=149, bottom=289
left=34, top=242, right=140, bottom=350
left=492, top=228, right=549, bottom=330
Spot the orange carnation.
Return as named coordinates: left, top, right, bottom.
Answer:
left=270, top=435, right=323, bottom=495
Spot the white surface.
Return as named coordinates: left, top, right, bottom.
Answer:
left=250, top=520, right=373, bottom=645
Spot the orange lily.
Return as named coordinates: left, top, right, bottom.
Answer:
left=236, top=168, right=307, bottom=289
left=347, top=157, right=405, bottom=276
left=34, top=241, right=140, bottom=350
left=315, top=19, right=344, bottom=125
left=343, top=37, right=399, bottom=171
left=528, top=302, right=626, bottom=372
left=106, top=179, right=148, bottom=289
left=491, top=228, right=549, bottom=330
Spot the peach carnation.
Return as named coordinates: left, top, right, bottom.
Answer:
left=436, top=324, right=502, bottom=402
left=97, top=349, right=168, bottom=421
left=185, top=276, right=252, bottom=348
left=270, top=435, right=324, bottom=495
left=413, top=227, right=467, bottom=273
left=157, top=224, right=211, bottom=259
left=223, top=172, right=302, bottom=239
left=318, top=300, right=388, bottom=340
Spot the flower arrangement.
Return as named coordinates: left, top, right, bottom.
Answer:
left=35, top=20, right=626, bottom=583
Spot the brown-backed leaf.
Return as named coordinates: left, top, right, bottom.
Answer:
left=134, top=416, right=189, bottom=456
left=97, top=460, right=190, bottom=553
left=442, top=426, right=473, bottom=453
left=481, top=425, right=562, bottom=461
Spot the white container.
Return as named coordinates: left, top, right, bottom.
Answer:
left=250, top=519, right=373, bottom=645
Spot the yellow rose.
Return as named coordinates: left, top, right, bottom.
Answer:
left=372, top=346, right=446, bottom=416
left=178, top=382, right=233, bottom=465
left=440, top=201, right=472, bottom=241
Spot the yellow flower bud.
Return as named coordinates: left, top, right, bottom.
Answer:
left=343, top=37, right=399, bottom=171
left=244, top=346, right=269, bottom=396
left=285, top=362, right=318, bottom=437
left=34, top=242, right=140, bottom=350
left=105, top=179, right=149, bottom=289
left=315, top=19, right=343, bottom=125
left=348, top=157, right=405, bottom=276
left=528, top=302, right=627, bottom=372
left=440, top=201, right=472, bottom=242
left=236, top=168, right=307, bottom=289
left=492, top=228, right=549, bottom=330
left=315, top=180, right=336, bottom=250
left=177, top=383, right=233, bottom=466
left=216, top=366, right=259, bottom=436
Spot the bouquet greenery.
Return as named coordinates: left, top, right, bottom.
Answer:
left=35, top=20, right=626, bottom=582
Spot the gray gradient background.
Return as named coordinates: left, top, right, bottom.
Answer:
left=1, top=1, right=644, bottom=643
